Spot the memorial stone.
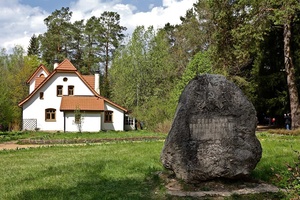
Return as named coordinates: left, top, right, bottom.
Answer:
left=161, top=74, right=262, bottom=183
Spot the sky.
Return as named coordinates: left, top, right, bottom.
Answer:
left=0, top=0, right=197, bottom=54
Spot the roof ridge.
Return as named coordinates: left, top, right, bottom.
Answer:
left=55, top=59, right=77, bottom=71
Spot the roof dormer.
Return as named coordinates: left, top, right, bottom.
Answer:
left=26, top=64, right=50, bottom=94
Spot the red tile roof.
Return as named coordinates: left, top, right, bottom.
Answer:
left=35, top=77, right=46, bottom=88
left=55, top=59, right=77, bottom=71
left=82, top=75, right=95, bottom=89
left=60, top=96, right=104, bottom=111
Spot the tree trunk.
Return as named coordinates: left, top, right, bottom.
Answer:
left=284, top=19, right=300, bottom=129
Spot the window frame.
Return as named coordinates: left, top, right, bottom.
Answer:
left=57, top=85, right=63, bottom=96
left=68, top=85, right=74, bottom=96
left=104, top=111, right=113, bottom=123
left=125, top=116, right=134, bottom=125
left=45, top=108, right=56, bottom=122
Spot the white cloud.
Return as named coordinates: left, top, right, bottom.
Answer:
left=71, top=0, right=196, bottom=35
left=0, top=1, right=47, bottom=53
left=162, top=0, right=176, bottom=7
left=0, top=0, right=197, bottom=53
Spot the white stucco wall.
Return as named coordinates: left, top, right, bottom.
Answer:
left=64, top=112, right=101, bottom=132
left=102, top=103, right=124, bottom=131
left=22, top=72, right=95, bottom=131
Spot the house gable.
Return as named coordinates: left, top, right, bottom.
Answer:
left=26, top=64, right=50, bottom=94
left=19, top=59, right=98, bottom=107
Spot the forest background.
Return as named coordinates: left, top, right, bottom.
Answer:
left=1, top=0, right=300, bottom=132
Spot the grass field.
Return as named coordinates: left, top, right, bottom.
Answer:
left=0, top=130, right=299, bottom=199
left=0, top=141, right=165, bottom=200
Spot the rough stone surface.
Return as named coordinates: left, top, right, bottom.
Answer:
left=161, top=74, right=262, bottom=183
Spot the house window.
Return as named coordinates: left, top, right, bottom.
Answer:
left=68, top=86, right=74, bottom=95
left=125, top=116, right=134, bottom=125
left=40, top=92, right=44, bottom=99
left=45, top=108, right=56, bottom=122
left=104, top=111, right=113, bottom=123
left=63, top=77, right=68, bottom=82
left=57, top=85, right=63, bottom=96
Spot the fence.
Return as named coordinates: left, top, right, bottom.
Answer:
left=23, top=119, right=37, bottom=130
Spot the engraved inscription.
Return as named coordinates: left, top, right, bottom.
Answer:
left=189, top=118, right=234, bottom=140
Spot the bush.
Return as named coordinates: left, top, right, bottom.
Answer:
left=154, top=120, right=172, bottom=134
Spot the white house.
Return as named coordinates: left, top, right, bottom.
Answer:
left=18, top=59, right=135, bottom=132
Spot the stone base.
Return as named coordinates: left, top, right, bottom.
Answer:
left=167, top=183, right=280, bottom=198
left=159, top=172, right=282, bottom=198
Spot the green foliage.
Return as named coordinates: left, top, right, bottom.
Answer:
left=74, top=107, right=84, bottom=133
left=190, top=0, right=300, bottom=128
left=169, top=50, right=213, bottom=110
left=0, top=131, right=28, bottom=142
left=110, top=26, right=176, bottom=129
left=39, top=7, right=74, bottom=69
left=38, top=8, right=126, bottom=81
left=164, top=7, right=205, bottom=77
left=0, top=47, right=40, bottom=130
left=27, top=34, right=40, bottom=56
left=82, top=16, right=102, bottom=73
left=98, top=11, right=127, bottom=75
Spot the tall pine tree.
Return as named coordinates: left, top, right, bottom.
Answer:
left=27, top=34, right=40, bottom=57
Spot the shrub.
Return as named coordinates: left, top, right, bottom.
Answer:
left=154, top=120, right=172, bottom=134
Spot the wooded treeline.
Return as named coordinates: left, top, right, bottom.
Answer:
left=1, top=1, right=300, bottom=131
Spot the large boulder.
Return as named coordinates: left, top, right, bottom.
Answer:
left=161, top=74, right=262, bottom=183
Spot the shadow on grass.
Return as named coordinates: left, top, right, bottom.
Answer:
left=17, top=179, right=154, bottom=200
left=14, top=165, right=288, bottom=200
left=15, top=161, right=167, bottom=200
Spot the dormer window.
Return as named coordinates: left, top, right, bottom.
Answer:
left=57, top=85, right=63, bottom=96
left=68, top=86, right=74, bottom=95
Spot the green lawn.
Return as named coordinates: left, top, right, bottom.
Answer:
left=0, top=141, right=165, bottom=200
left=253, top=132, right=300, bottom=190
left=0, top=131, right=299, bottom=199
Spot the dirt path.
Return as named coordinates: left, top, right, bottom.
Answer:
left=0, top=141, right=51, bottom=150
